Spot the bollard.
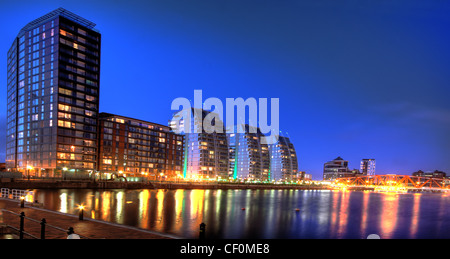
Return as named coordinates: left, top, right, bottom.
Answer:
left=199, top=223, right=206, bottom=240
left=20, top=197, right=25, bottom=208
left=40, top=218, right=46, bottom=240
left=19, top=212, right=25, bottom=239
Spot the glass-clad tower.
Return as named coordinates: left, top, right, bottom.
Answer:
left=227, top=124, right=270, bottom=181
left=269, top=135, right=298, bottom=182
left=170, top=108, right=229, bottom=180
left=360, top=159, right=376, bottom=176
left=6, top=8, right=100, bottom=177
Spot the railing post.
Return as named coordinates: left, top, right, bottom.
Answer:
left=199, top=222, right=206, bottom=240
left=19, top=212, right=25, bottom=240
left=40, top=218, right=46, bottom=240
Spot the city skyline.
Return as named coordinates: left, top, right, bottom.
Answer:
left=1, top=0, right=450, bottom=179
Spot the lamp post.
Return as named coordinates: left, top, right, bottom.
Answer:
left=26, top=165, right=33, bottom=181
left=78, top=205, right=84, bottom=220
left=160, top=173, right=164, bottom=184
left=20, top=196, right=25, bottom=208
left=63, top=167, right=68, bottom=180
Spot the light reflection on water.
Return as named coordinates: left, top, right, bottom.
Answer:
left=32, top=189, right=450, bottom=239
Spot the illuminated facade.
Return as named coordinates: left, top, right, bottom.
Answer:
left=98, top=113, right=184, bottom=180
left=360, top=159, right=376, bottom=176
left=269, top=136, right=298, bottom=181
left=170, top=108, right=229, bottom=180
left=323, top=156, right=355, bottom=180
left=6, top=8, right=100, bottom=177
left=227, top=124, right=270, bottom=181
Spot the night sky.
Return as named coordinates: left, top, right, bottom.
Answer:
left=1, top=0, right=450, bottom=180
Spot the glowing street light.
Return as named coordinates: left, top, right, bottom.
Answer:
left=78, top=205, right=85, bottom=220
left=26, top=166, right=33, bottom=180
left=20, top=196, right=25, bottom=208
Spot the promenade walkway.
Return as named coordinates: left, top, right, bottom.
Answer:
left=0, top=198, right=178, bottom=239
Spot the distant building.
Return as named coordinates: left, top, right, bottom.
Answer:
left=412, top=170, right=446, bottom=179
left=323, top=156, right=354, bottom=181
left=361, top=159, right=376, bottom=176
left=227, top=124, right=270, bottom=181
left=269, top=136, right=298, bottom=182
left=298, top=171, right=312, bottom=181
left=98, top=113, right=184, bottom=180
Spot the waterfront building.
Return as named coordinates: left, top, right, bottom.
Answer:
left=227, top=124, right=270, bottom=181
left=269, top=136, right=298, bottom=182
left=169, top=108, right=229, bottom=180
left=360, top=159, right=376, bottom=176
left=323, top=156, right=354, bottom=181
left=6, top=8, right=101, bottom=177
left=298, top=171, right=312, bottom=181
left=98, top=113, right=184, bottom=181
left=412, top=170, right=446, bottom=179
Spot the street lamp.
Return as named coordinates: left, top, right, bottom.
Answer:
left=26, top=166, right=33, bottom=180
left=63, top=167, right=68, bottom=180
left=20, top=196, right=25, bottom=208
left=78, top=205, right=85, bottom=220
left=160, top=173, right=164, bottom=184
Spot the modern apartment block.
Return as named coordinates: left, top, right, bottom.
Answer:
left=323, top=157, right=349, bottom=180
left=360, top=159, right=376, bottom=176
left=269, top=135, right=298, bottom=181
left=97, top=113, right=184, bottom=180
left=169, top=108, right=229, bottom=180
left=228, top=124, right=270, bottom=181
left=6, top=8, right=100, bottom=177
left=322, top=156, right=364, bottom=180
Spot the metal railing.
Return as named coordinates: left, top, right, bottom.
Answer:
left=1, top=209, right=89, bottom=239
left=0, top=188, right=34, bottom=201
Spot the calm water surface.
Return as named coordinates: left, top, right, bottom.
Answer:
left=31, top=189, right=450, bottom=239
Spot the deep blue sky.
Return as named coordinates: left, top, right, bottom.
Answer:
left=1, top=0, right=450, bottom=180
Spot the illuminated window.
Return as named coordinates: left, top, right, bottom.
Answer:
left=58, top=104, right=70, bottom=112
left=103, top=159, right=112, bottom=165
left=58, top=120, right=73, bottom=128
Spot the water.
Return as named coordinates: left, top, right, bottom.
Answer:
left=31, top=189, right=450, bottom=239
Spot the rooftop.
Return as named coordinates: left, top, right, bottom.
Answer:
left=19, top=7, right=96, bottom=36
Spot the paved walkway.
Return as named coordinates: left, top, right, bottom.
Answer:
left=0, top=198, right=178, bottom=239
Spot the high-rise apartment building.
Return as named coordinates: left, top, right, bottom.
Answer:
left=169, top=108, right=229, bottom=180
left=97, top=113, right=184, bottom=181
left=269, top=136, right=298, bottom=181
left=6, top=8, right=100, bottom=177
left=228, top=124, right=270, bottom=181
left=360, top=159, right=376, bottom=176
